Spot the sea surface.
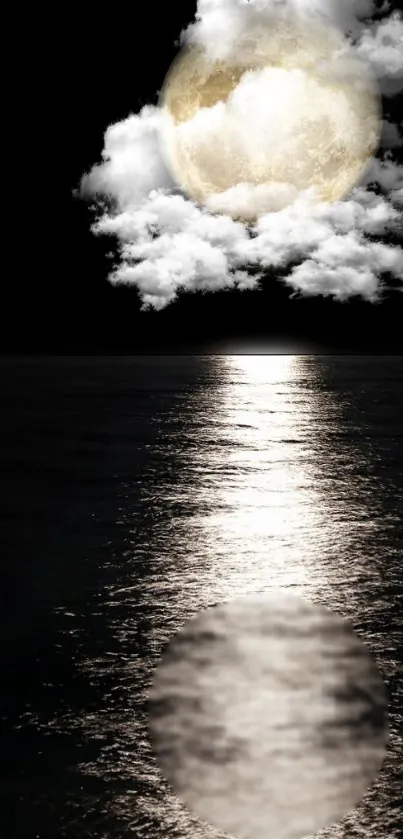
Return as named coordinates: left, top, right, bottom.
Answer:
left=0, top=355, right=402, bottom=839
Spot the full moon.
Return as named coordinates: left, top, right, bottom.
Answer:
left=159, top=18, right=381, bottom=221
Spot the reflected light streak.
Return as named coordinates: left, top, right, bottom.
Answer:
left=198, top=354, right=332, bottom=598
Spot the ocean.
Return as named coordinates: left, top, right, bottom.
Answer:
left=0, top=355, right=402, bottom=839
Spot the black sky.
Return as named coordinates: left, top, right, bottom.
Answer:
left=7, top=1, right=402, bottom=354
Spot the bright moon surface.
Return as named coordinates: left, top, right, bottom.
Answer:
left=149, top=594, right=388, bottom=839
left=159, top=18, right=381, bottom=221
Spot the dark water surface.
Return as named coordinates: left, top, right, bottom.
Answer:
left=0, top=355, right=402, bottom=839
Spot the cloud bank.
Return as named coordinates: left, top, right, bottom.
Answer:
left=81, top=0, right=403, bottom=310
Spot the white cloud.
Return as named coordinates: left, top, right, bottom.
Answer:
left=88, top=127, right=402, bottom=308
left=362, top=155, right=403, bottom=191
left=206, top=182, right=301, bottom=217
left=287, top=235, right=403, bottom=300
left=181, top=1, right=403, bottom=88
left=81, top=1, right=403, bottom=310
left=288, top=262, right=381, bottom=301
left=81, top=106, right=174, bottom=209
left=391, top=188, right=403, bottom=207
left=356, top=12, right=403, bottom=84
left=181, top=1, right=376, bottom=61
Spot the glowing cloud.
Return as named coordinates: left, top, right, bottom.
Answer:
left=80, top=0, right=403, bottom=310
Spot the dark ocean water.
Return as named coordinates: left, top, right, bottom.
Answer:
left=0, top=355, right=402, bottom=839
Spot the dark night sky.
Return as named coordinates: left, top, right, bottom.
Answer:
left=6, top=1, right=402, bottom=354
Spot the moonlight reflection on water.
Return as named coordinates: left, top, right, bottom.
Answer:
left=2, top=356, right=401, bottom=839
left=149, top=593, right=388, bottom=839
